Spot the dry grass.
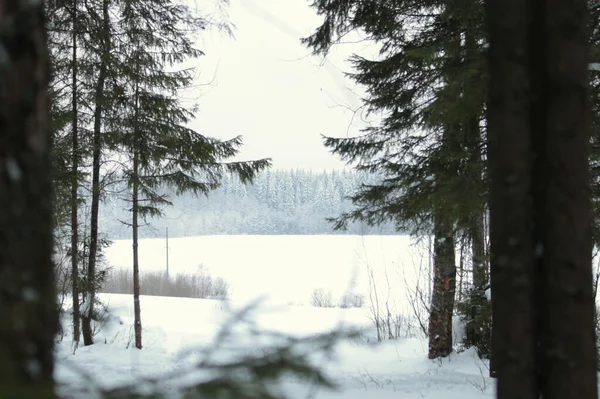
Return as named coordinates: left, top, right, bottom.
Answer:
left=310, top=288, right=364, bottom=309
left=101, top=267, right=229, bottom=300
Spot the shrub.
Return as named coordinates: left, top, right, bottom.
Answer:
left=338, top=291, right=365, bottom=308
left=101, top=266, right=230, bottom=300
left=310, top=289, right=364, bottom=309
left=310, top=288, right=334, bottom=308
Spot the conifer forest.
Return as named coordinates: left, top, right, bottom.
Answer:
left=0, top=0, right=598, bottom=398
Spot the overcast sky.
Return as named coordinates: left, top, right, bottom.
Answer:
left=183, top=0, right=374, bottom=171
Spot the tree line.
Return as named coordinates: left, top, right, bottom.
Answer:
left=100, top=168, right=400, bottom=238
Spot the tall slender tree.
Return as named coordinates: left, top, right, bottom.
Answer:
left=81, top=0, right=111, bottom=346
left=69, top=1, right=81, bottom=346
left=104, top=0, right=270, bottom=349
left=47, top=0, right=99, bottom=345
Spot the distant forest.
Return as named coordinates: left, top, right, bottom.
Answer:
left=100, top=169, right=401, bottom=239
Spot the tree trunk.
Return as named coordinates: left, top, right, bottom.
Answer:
left=82, top=0, right=110, bottom=346
left=464, top=24, right=487, bottom=292
left=486, top=0, right=537, bottom=389
left=427, top=214, right=456, bottom=359
left=470, top=216, right=486, bottom=290
left=535, top=0, right=596, bottom=397
left=132, top=81, right=143, bottom=350
left=70, top=6, right=80, bottom=346
left=486, top=0, right=597, bottom=396
left=0, top=1, right=57, bottom=395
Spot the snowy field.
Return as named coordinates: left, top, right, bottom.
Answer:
left=55, top=294, right=494, bottom=398
left=103, top=235, right=434, bottom=310
left=53, top=235, right=496, bottom=398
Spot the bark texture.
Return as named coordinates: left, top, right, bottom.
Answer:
left=486, top=0, right=597, bottom=397
left=0, top=1, right=57, bottom=396
left=536, top=0, right=596, bottom=397
left=428, top=214, right=457, bottom=359
left=70, top=8, right=80, bottom=345
left=132, top=80, right=142, bottom=350
left=82, top=0, right=110, bottom=345
left=487, top=0, right=537, bottom=387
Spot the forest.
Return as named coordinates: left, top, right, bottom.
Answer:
left=100, top=169, right=399, bottom=238
left=0, top=0, right=597, bottom=398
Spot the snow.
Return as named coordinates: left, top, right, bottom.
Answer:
left=6, top=157, right=22, bottom=181
left=55, top=293, right=495, bottom=398
left=104, top=235, right=427, bottom=310
left=54, top=234, right=495, bottom=398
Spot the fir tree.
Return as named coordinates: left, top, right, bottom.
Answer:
left=80, top=0, right=111, bottom=346
left=103, top=0, right=269, bottom=349
left=303, top=0, right=488, bottom=358
left=47, top=0, right=97, bottom=345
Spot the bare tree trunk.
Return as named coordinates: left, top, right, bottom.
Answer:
left=0, top=1, right=57, bottom=395
left=70, top=5, right=80, bottom=345
left=82, top=0, right=110, bottom=346
left=427, top=214, right=456, bottom=359
left=464, top=26, right=487, bottom=292
left=486, top=0, right=537, bottom=389
left=535, top=1, right=596, bottom=397
left=471, top=216, right=486, bottom=290
left=486, top=0, right=597, bottom=397
left=458, top=239, right=465, bottom=302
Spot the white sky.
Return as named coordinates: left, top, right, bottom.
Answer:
left=182, top=0, right=375, bottom=171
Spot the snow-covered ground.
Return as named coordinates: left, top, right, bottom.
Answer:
left=54, top=234, right=495, bottom=398
left=104, top=235, right=433, bottom=310
left=55, top=293, right=494, bottom=398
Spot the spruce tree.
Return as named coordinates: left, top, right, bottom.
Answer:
left=303, top=0, right=488, bottom=358
left=47, top=0, right=94, bottom=345
left=103, top=0, right=269, bottom=349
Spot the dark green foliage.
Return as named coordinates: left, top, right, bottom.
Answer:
left=45, top=0, right=266, bottom=347
left=103, top=0, right=270, bottom=222
left=96, top=0, right=269, bottom=349
left=46, top=0, right=97, bottom=232
left=304, top=0, right=488, bottom=359
left=303, top=0, right=487, bottom=236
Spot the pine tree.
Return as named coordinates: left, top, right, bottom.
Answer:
left=103, top=0, right=269, bottom=349
left=69, top=2, right=82, bottom=347
left=47, top=0, right=97, bottom=345
left=80, top=0, right=112, bottom=346
left=303, top=0, right=487, bottom=357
